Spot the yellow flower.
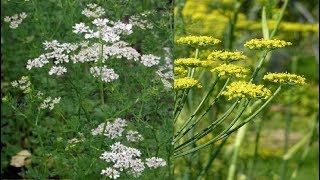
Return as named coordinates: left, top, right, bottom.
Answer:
left=244, top=38, right=292, bottom=50
left=174, top=77, right=202, bottom=90
left=211, top=64, right=249, bottom=78
left=176, top=35, right=221, bottom=47
left=207, top=50, right=247, bottom=62
left=222, top=81, right=271, bottom=100
left=263, top=72, right=306, bottom=85
left=174, top=58, right=203, bottom=67
left=174, top=67, right=188, bottom=77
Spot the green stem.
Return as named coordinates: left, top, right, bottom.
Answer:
left=269, top=0, right=290, bottom=39
left=174, top=48, right=199, bottom=122
left=290, top=115, right=318, bottom=179
left=174, top=75, right=221, bottom=139
left=249, top=50, right=269, bottom=83
left=227, top=122, right=247, bottom=180
left=174, top=100, right=237, bottom=151
left=226, top=0, right=241, bottom=50
left=99, top=37, right=105, bottom=105
left=280, top=88, right=293, bottom=180
left=173, top=78, right=230, bottom=144
left=217, top=86, right=282, bottom=141
left=174, top=99, right=250, bottom=158
left=196, top=137, right=228, bottom=180
left=248, top=118, right=263, bottom=180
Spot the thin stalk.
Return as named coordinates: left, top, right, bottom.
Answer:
left=35, top=109, right=44, bottom=148
left=227, top=123, right=247, bottom=180
left=280, top=88, right=293, bottom=180
left=174, top=75, right=221, bottom=138
left=174, top=78, right=230, bottom=139
left=174, top=48, right=199, bottom=122
left=249, top=50, right=268, bottom=83
left=248, top=118, right=263, bottom=180
left=217, top=86, right=282, bottom=141
left=174, top=100, right=237, bottom=151
left=174, top=100, right=250, bottom=158
left=225, top=0, right=241, bottom=50
left=290, top=115, right=318, bottom=179
left=196, top=138, right=228, bottom=180
left=269, top=0, right=290, bottom=39
left=99, top=36, right=105, bottom=105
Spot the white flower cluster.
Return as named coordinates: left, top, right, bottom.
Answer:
left=82, top=3, right=105, bottom=18
left=40, top=96, right=61, bottom=110
left=156, top=47, right=173, bottom=89
left=72, top=17, right=132, bottom=43
left=49, top=66, right=67, bottom=76
left=126, top=130, right=144, bottom=142
left=92, top=118, right=166, bottom=179
left=90, top=66, right=119, bottom=83
left=129, top=11, right=154, bottom=30
left=91, top=118, right=127, bottom=139
left=145, top=157, right=167, bottom=168
left=100, top=142, right=144, bottom=178
left=101, top=167, right=120, bottom=179
left=11, top=76, right=31, bottom=93
left=140, top=54, right=160, bottom=67
left=100, top=142, right=166, bottom=179
left=25, top=3, right=162, bottom=83
left=26, top=40, right=82, bottom=70
left=4, top=12, right=27, bottom=29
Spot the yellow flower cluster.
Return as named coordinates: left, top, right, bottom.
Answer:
left=222, top=81, right=271, bottom=100
left=207, top=50, right=247, bottom=62
left=176, top=35, right=221, bottom=47
left=200, top=60, right=216, bottom=68
left=211, top=64, right=249, bottom=78
left=244, top=39, right=292, bottom=50
left=174, top=58, right=204, bottom=67
left=174, top=67, right=188, bottom=77
left=174, top=77, right=202, bottom=90
left=263, top=72, right=306, bottom=85
left=237, top=20, right=319, bottom=33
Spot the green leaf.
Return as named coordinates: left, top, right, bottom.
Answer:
left=262, top=6, right=270, bottom=40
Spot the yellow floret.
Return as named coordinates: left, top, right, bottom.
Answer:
left=207, top=50, right=247, bottom=62
left=174, top=67, right=188, bottom=77
left=211, top=64, right=249, bottom=78
left=244, top=39, right=292, bottom=50
left=174, top=77, right=202, bottom=90
left=176, top=35, right=221, bottom=47
left=174, top=58, right=204, bottom=67
left=263, top=72, right=306, bottom=85
left=222, top=81, right=271, bottom=100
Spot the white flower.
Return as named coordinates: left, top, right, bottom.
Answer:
left=72, top=23, right=89, bottom=34
left=40, top=96, right=61, bottom=110
left=11, top=76, right=31, bottom=93
left=101, top=167, right=120, bottom=179
left=90, top=66, right=119, bottom=83
left=4, top=12, right=27, bottom=29
left=92, top=18, right=109, bottom=27
left=91, top=118, right=127, bottom=139
left=11, top=81, right=18, bottom=87
left=82, top=4, right=105, bottom=18
left=145, top=157, right=166, bottom=168
left=48, top=66, right=67, bottom=76
left=140, top=54, right=160, bottom=67
left=100, top=142, right=144, bottom=178
left=129, top=11, right=154, bottom=30
left=126, top=130, right=144, bottom=142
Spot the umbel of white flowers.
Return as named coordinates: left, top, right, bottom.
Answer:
left=25, top=3, right=161, bottom=83
left=91, top=118, right=166, bottom=179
